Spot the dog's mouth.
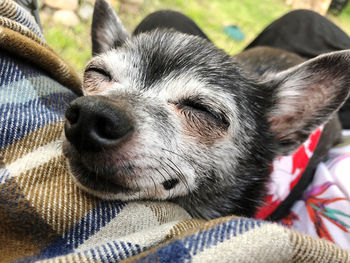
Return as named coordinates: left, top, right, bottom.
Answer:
left=62, top=140, right=189, bottom=200
left=62, top=139, right=136, bottom=196
left=67, top=157, right=136, bottom=196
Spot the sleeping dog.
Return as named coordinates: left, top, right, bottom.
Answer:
left=63, top=0, right=350, bottom=220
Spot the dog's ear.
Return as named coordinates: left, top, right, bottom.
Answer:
left=265, top=50, right=350, bottom=155
left=91, top=0, right=130, bottom=56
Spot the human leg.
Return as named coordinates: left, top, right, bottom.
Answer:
left=133, top=10, right=210, bottom=41
left=245, top=9, right=350, bottom=59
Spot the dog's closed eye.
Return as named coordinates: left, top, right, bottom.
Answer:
left=83, top=65, right=116, bottom=95
left=175, top=99, right=229, bottom=130
left=170, top=98, right=229, bottom=144
left=84, top=67, right=113, bottom=82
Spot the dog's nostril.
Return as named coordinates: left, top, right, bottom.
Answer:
left=65, top=105, right=80, bottom=125
left=95, top=116, right=121, bottom=140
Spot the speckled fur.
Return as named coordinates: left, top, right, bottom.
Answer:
left=63, top=0, right=350, bottom=219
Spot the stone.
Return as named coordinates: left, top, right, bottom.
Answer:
left=78, top=3, right=94, bottom=21
left=42, top=0, right=79, bottom=11
left=119, top=0, right=141, bottom=14
left=53, top=10, right=79, bottom=26
left=123, top=0, right=143, bottom=3
left=109, top=0, right=118, bottom=6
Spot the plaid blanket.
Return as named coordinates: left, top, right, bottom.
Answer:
left=0, top=0, right=349, bottom=262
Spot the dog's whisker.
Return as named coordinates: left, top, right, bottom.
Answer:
left=149, top=175, right=158, bottom=197
left=159, top=147, right=210, bottom=176
left=165, top=158, right=190, bottom=192
left=154, top=167, right=172, bottom=199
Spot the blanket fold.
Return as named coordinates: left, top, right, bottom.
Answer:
left=0, top=0, right=81, bottom=95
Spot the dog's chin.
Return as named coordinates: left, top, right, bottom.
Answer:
left=62, top=142, right=186, bottom=201
left=67, top=159, right=136, bottom=200
left=62, top=140, right=134, bottom=199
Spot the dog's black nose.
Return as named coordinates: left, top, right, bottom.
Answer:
left=64, top=96, right=133, bottom=152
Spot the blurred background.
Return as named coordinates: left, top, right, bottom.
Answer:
left=39, top=0, right=350, bottom=74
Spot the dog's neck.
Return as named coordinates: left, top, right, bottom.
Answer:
left=255, top=126, right=323, bottom=219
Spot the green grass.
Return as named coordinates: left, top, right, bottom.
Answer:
left=145, top=0, right=290, bottom=54
left=42, top=19, right=92, bottom=76
left=41, top=0, right=350, bottom=75
left=330, top=3, right=350, bottom=35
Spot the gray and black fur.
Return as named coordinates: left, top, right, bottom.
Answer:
left=235, top=47, right=343, bottom=219
left=63, top=0, right=350, bottom=219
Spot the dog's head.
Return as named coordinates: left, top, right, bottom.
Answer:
left=63, top=0, right=350, bottom=219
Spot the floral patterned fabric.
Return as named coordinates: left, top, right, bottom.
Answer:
left=256, top=127, right=323, bottom=219
left=281, top=131, right=350, bottom=250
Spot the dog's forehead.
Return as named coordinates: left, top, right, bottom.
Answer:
left=92, top=30, right=249, bottom=117
left=102, top=33, right=198, bottom=82
left=98, top=30, right=241, bottom=88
